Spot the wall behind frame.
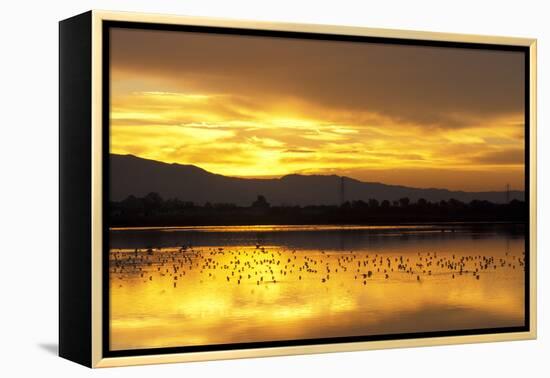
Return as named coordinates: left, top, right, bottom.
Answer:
left=0, top=0, right=545, bottom=376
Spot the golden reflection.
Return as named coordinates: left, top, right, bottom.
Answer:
left=109, top=233, right=524, bottom=350
left=110, top=224, right=438, bottom=232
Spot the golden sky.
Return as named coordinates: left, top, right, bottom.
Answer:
left=110, top=28, right=525, bottom=191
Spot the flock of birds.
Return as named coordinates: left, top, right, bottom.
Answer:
left=110, top=244, right=525, bottom=289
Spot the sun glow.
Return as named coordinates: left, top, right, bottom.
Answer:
left=109, top=28, right=526, bottom=191
left=111, top=90, right=524, bottom=190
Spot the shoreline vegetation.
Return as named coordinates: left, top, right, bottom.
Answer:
left=110, top=192, right=526, bottom=227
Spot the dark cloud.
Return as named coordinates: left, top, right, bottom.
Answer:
left=364, top=151, right=426, bottom=160
left=474, top=148, right=525, bottom=165
left=111, top=27, right=525, bottom=128
left=284, top=149, right=316, bottom=153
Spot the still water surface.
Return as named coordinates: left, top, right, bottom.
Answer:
left=109, top=224, right=525, bottom=350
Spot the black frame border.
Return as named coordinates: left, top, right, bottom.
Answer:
left=101, top=20, right=531, bottom=359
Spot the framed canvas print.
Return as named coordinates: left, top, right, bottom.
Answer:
left=59, top=10, right=537, bottom=368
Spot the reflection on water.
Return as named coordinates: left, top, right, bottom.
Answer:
left=109, top=224, right=525, bottom=351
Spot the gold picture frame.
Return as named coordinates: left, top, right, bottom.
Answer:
left=59, top=10, right=537, bottom=368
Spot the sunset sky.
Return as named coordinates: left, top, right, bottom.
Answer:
left=109, top=27, right=525, bottom=191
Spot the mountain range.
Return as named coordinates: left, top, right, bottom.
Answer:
left=110, top=154, right=524, bottom=206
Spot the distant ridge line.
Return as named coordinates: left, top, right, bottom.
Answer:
left=109, top=153, right=524, bottom=205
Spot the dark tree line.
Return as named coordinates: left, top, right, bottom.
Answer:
left=110, top=193, right=526, bottom=227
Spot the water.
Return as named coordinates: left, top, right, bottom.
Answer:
left=109, top=223, right=525, bottom=351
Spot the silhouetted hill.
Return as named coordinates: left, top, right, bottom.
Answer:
left=110, top=154, right=524, bottom=205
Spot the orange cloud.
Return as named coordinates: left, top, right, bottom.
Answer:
left=109, top=28, right=526, bottom=191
